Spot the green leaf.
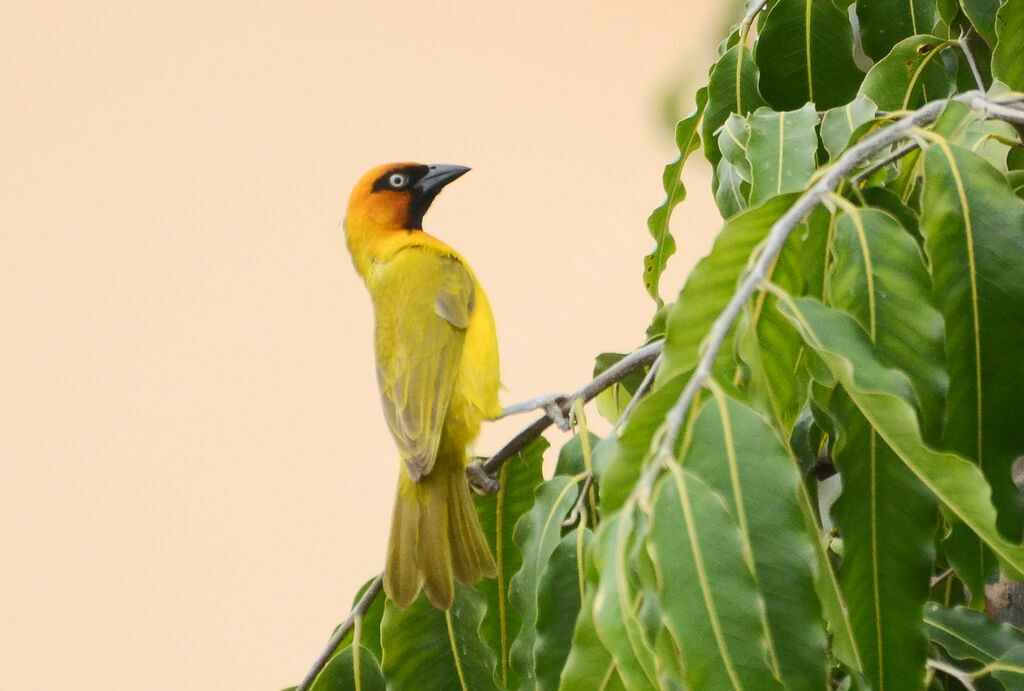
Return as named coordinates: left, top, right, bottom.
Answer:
left=593, top=353, right=648, bottom=425
left=859, top=35, right=955, bottom=110
left=993, top=0, right=1024, bottom=91
left=920, top=142, right=1024, bottom=541
left=510, top=474, right=583, bottom=690
left=746, top=104, right=819, bottom=206
left=534, top=529, right=593, bottom=690
left=309, top=646, right=385, bottom=691
left=555, top=432, right=600, bottom=478
left=961, top=0, right=1001, bottom=44
left=855, top=0, right=940, bottom=60
left=596, top=375, right=686, bottom=515
left=702, top=46, right=766, bottom=166
left=825, top=386, right=935, bottom=691
left=778, top=296, right=1024, bottom=581
left=754, top=0, right=864, bottom=110
left=715, top=156, right=752, bottom=219
left=659, top=194, right=799, bottom=385
left=828, top=207, right=947, bottom=443
left=591, top=512, right=661, bottom=690
left=332, top=578, right=386, bottom=663
left=380, top=585, right=498, bottom=691
left=647, top=464, right=782, bottom=689
left=475, top=437, right=547, bottom=689
left=821, top=95, right=878, bottom=160
left=558, top=580, right=626, bottom=690
left=644, top=88, right=708, bottom=306
left=682, top=392, right=827, bottom=689
left=925, top=603, right=1024, bottom=665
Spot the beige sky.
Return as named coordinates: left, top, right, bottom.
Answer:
left=0, top=1, right=725, bottom=688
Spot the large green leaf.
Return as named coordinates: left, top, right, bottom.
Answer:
left=644, top=88, right=708, bottom=306
left=821, top=95, right=879, bottom=160
left=859, top=36, right=955, bottom=110
left=828, top=207, right=947, bottom=442
left=682, top=392, right=827, bottom=689
left=659, top=194, right=799, bottom=385
left=380, top=585, right=498, bottom=691
left=855, top=0, right=940, bottom=61
left=591, top=512, right=661, bottom=690
left=925, top=603, right=1024, bottom=666
left=919, top=142, right=1024, bottom=541
left=647, top=464, right=782, bottom=689
left=309, top=645, right=385, bottom=691
left=702, top=45, right=766, bottom=166
left=534, top=529, right=593, bottom=690
left=746, top=104, right=819, bottom=206
left=509, top=474, right=584, bottom=690
left=754, top=0, right=864, bottom=110
left=826, top=387, right=935, bottom=691
left=993, top=0, right=1024, bottom=91
left=778, top=296, right=1024, bottom=581
left=475, top=437, right=547, bottom=689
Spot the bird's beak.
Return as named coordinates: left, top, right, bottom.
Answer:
left=413, top=164, right=471, bottom=195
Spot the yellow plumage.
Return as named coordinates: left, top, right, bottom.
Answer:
left=344, top=162, right=500, bottom=610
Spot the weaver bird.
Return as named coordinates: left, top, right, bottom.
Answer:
left=344, top=162, right=499, bottom=610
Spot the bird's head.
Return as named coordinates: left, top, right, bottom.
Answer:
left=345, top=162, right=470, bottom=232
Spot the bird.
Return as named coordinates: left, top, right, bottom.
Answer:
left=343, top=162, right=500, bottom=610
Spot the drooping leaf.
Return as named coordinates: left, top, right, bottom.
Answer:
left=755, top=0, right=864, bottom=110
left=591, top=512, right=661, bottom=690
left=309, top=645, right=386, bottom=691
left=859, top=35, right=955, bottom=110
left=682, top=392, right=827, bottom=689
left=715, top=156, right=752, bottom=219
left=534, top=529, right=592, bottom=690
left=509, top=474, right=583, bottom=690
left=919, top=142, right=1024, bottom=542
left=779, top=296, right=1024, bottom=581
left=746, top=104, right=820, bottom=206
left=855, top=0, right=940, bottom=60
left=475, top=437, right=547, bottom=689
left=828, top=207, right=947, bottom=442
left=961, top=0, right=1001, bottom=44
left=558, top=579, right=626, bottom=690
left=702, top=45, right=766, bottom=166
left=647, top=464, right=782, bottom=689
left=992, top=0, right=1024, bottom=91
left=659, top=194, right=800, bottom=385
left=821, top=95, right=879, bottom=160
left=380, top=585, right=498, bottom=691
left=644, top=88, right=708, bottom=306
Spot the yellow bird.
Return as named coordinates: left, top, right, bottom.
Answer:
left=344, top=162, right=500, bottom=610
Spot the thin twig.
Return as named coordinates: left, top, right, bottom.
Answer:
left=739, top=0, right=770, bottom=44
left=930, top=567, right=955, bottom=589
left=927, top=658, right=978, bottom=691
left=957, top=30, right=987, bottom=92
left=296, top=573, right=384, bottom=691
left=851, top=141, right=920, bottom=184
left=611, top=353, right=662, bottom=435
left=473, top=339, right=663, bottom=482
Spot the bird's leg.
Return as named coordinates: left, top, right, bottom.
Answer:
left=497, top=393, right=572, bottom=431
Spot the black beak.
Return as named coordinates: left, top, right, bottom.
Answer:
left=413, top=164, right=471, bottom=195
left=406, top=164, right=470, bottom=230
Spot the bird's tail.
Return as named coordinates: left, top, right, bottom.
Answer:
left=384, top=458, right=496, bottom=610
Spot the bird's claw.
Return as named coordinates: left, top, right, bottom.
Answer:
left=467, top=461, right=500, bottom=495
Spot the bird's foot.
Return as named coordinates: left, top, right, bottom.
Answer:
left=466, top=461, right=500, bottom=495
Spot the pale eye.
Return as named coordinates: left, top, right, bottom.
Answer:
left=388, top=173, right=408, bottom=188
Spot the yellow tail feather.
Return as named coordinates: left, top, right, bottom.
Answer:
left=384, top=458, right=496, bottom=610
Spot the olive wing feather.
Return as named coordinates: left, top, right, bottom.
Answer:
left=373, top=249, right=475, bottom=481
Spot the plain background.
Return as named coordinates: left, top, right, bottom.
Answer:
left=1, top=2, right=726, bottom=688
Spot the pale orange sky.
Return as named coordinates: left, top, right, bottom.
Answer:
left=0, top=2, right=724, bottom=688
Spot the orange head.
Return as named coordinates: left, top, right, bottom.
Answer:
left=345, top=162, right=470, bottom=232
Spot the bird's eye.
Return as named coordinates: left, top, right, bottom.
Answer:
left=388, top=173, right=408, bottom=188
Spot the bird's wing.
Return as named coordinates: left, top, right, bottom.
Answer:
left=372, top=248, right=475, bottom=481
